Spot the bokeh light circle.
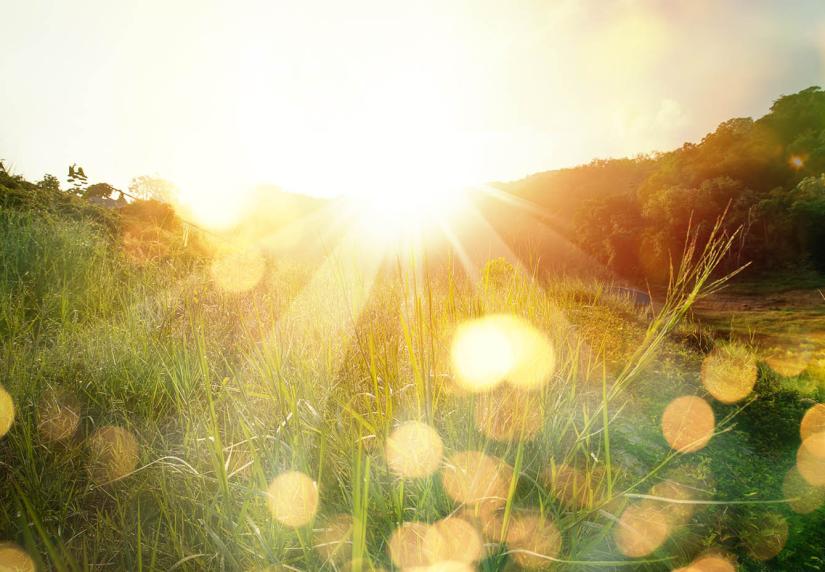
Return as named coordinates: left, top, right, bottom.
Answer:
left=266, top=470, right=319, bottom=528
left=505, top=512, right=562, bottom=569
left=451, top=314, right=555, bottom=392
left=661, top=396, right=715, bottom=453
left=796, top=432, right=825, bottom=486
left=742, top=512, right=788, bottom=561
left=451, top=317, right=515, bottom=392
left=0, top=385, right=15, bottom=439
left=37, top=389, right=81, bottom=442
left=614, top=502, right=671, bottom=557
left=544, top=464, right=590, bottom=510
left=423, top=516, right=484, bottom=565
left=800, top=403, right=825, bottom=442
left=673, top=554, right=736, bottom=572
left=701, top=344, right=757, bottom=404
left=388, top=521, right=431, bottom=569
left=87, top=425, right=139, bottom=484
left=314, top=514, right=353, bottom=564
left=474, top=386, right=543, bottom=442
left=783, top=467, right=825, bottom=514
left=385, top=421, right=444, bottom=479
left=441, top=451, right=513, bottom=511
left=0, top=542, right=36, bottom=571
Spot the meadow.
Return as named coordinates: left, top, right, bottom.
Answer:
left=1, top=205, right=824, bottom=572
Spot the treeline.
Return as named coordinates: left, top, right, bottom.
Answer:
left=0, top=163, right=202, bottom=264
left=503, top=86, right=825, bottom=282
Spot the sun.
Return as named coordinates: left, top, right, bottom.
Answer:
left=348, top=180, right=471, bottom=244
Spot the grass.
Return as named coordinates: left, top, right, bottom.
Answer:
left=1, top=208, right=824, bottom=571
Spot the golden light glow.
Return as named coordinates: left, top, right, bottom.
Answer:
left=661, top=396, right=715, bottom=453
left=701, top=344, right=757, bottom=404
left=450, top=314, right=555, bottom=393
left=266, top=470, right=319, bottom=528
left=385, top=421, right=444, bottom=479
left=800, top=403, right=825, bottom=442
left=441, top=451, right=513, bottom=511
left=87, top=426, right=139, bottom=484
left=614, top=502, right=671, bottom=557
left=387, top=521, right=431, bottom=569
left=37, top=389, right=81, bottom=442
left=211, top=246, right=266, bottom=293
left=796, top=432, right=825, bottom=486
left=0, top=542, right=36, bottom=572
left=782, top=467, right=825, bottom=514
left=673, top=554, right=736, bottom=572
left=423, top=516, right=484, bottom=565
left=505, top=512, right=563, bottom=569
left=474, top=386, right=543, bottom=442
left=0, top=385, right=14, bottom=439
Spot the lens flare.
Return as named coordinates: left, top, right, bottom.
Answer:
left=386, top=421, right=444, bottom=479
left=796, top=432, right=825, bottom=486
left=441, top=451, right=514, bottom=511
left=211, top=246, right=266, bottom=293
left=673, top=554, right=736, bottom=572
left=451, top=314, right=555, bottom=393
left=388, top=522, right=431, bottom=569
left=87, top=425, right=139, bottom=484
left=0, top=542, right=36, bottom=571
left=800, top=403, right=825, bottom=442
left=0, top=385, right=15, bottom=439
left=314, top=514, right=353, bottom=565
left=505, top=512, right=563, bottom=569
left=701, top=344, right=757, bottom=404
left=423, top=516, right=484, bottom=565
left=783, top=467, right=825, bottom=514
left=661, top=396, right=715, bottom=453
left=474, top=386, right=543, bottom=442
left=614, top=502, right=671, bottom=557
left=266, top=470, right=319, bottom=528
left=37, top=390, right=81, bottom=442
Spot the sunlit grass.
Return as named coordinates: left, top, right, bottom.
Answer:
left=1, top=209, right=823, bottom=570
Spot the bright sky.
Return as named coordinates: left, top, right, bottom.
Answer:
left=2, top=0, right=824, bottom=203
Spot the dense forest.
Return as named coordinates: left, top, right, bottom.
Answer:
left=501, top=86, right=825, bottom=283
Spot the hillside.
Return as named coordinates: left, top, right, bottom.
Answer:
left=496, top=86, right=825, bottom=283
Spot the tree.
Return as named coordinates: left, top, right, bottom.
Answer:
left=37, top=174, right=61, bottom=193
left=67, top=164, right=88, bottom=195
left=84, top=182, right=119, bottom=200
left=128, top=176, right=178, bottom=203
left=788, top=175, right=825, bottom=270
